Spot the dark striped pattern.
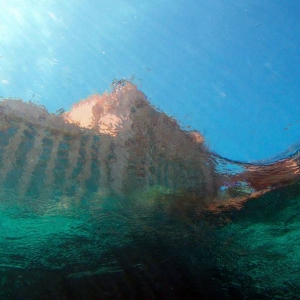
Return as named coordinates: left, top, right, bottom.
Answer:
left=0, top=116, right=103, bottom=199
left=0, top=94, right=217, bottom=204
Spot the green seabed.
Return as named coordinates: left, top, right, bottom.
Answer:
left=207, top=181, right=300, bottom=299
left=0, top=181, right=300, bottom=299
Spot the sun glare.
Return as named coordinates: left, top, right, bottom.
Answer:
left=0, top=1, right=60, bottom=45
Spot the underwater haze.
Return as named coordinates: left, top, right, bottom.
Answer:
left=1, top=1, right=300, bottom=299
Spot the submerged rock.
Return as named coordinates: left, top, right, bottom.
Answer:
left=0, top=82, right=299, bottom=211
left=0, top=83, right=217, bottom=206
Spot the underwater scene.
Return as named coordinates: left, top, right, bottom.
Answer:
left=1, top=1, right=300, bottom=299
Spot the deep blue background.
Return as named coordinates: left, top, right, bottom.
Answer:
left=1, top=0, right=300, bottom=162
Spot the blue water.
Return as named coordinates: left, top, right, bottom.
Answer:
left=1, top=1, right=300, bottom=161
left=1, top=1, right=300, bottom=299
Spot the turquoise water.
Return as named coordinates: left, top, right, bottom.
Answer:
left=0, top=82, right=299, bottom=300
left=1, top=83, right=300, bottom=300
left=1, top=179, right=300, bottom=299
